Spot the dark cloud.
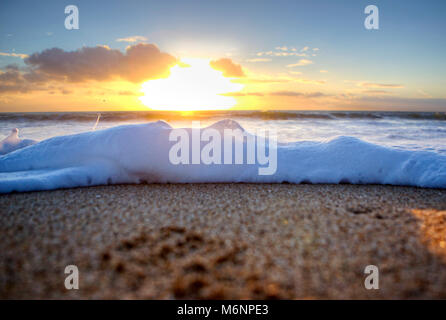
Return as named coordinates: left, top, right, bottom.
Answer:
left=4, top=64, right=20, bottom=71
left=0, top=43, right=178, bottom=94
left=24, top=43, right=177, bottom=83
left=0, top=65, right=58, bottom=93
left=0, top=69, right=31, bottom=93
left=210, top=58, right=245, bottom=77
left=0, top=69, right=21, bottom=83
left=305, top=92, right=326, bottom=98
left=270, top=90, right=303, bottom=97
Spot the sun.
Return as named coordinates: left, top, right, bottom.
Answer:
left=139, top=58, right=244, bottom=111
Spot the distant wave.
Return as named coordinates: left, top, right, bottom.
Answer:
left=1, top=120, right=445, bottom=193
left=1, top=110, right=445, bottom=123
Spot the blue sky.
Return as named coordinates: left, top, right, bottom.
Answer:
left=0, top=0, right=445, bottom=111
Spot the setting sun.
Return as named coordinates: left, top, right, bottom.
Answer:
left=139, top=58, right=244, bottom=111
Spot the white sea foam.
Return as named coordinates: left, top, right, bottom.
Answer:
left=0, top=128, right=37, bottom=155
left=0, top=120, right=445, bottom=193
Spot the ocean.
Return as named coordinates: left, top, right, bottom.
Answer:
left=1, top=110, right=446, bottom=192
left=1, top=110, right=446, bottom=154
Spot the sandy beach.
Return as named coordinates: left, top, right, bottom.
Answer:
left=1, top=183, right=445, bottom=299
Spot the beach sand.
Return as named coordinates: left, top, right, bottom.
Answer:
left=1, top=184, right=445, bottom=299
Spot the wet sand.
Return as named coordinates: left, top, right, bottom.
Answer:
left=0, top=184, right=445, bottom=299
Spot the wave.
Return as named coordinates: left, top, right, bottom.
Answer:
left=0, top=128, right=37, bottom=155
left=1, top=110, right=445, bottom=123
left=0, top=120, right=445, bottom=192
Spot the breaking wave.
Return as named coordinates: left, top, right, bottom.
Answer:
left=1, top=120, right=445, bottom=193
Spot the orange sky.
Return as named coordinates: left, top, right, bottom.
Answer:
left=2, top=45, right=442, bottom=112
left=1, top=1, right=446, bottom=112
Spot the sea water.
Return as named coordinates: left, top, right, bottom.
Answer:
left=0, top=111, right=445, bottom=192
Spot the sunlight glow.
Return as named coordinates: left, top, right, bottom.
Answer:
left=139, top=58, right=244, bottom=111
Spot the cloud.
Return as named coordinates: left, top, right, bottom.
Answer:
left=257, top=46, right=318, bottom=57
left=256, top=51, right=272, bottom=56
left=270, top=90, right=303, bottom=97
left=362, top=90, right=392, bottom=95
left=270, top=90, right=326, bottom=98
left=0, top=52, right=28, bottom=59
left=116, top=35, right=148, bottom=43
left=294, top=78, right=326, bottom=85
left=246, top=58, right=271, bottom=63
left=223, top=90, right=326, bottom=98
left=210, top=58, right=245, bottom=77
left=24, top=43, right=177, bottom=83
left=60, top=88, right=72, bottom=95
left=0, top=68, right=39, bottom=93
left=418, top=89, right=432, bottom=98
left=0, top=67, right=78, bottom=94
left=257, top=51, right=306, bottom=57
left=0, top=43, right=177, bottom=94
left=358, top=82, right=404, bottom=88
left=286, top=59, right=313, bottom=68
left=276, top=52, right=306, bottom=57
left=320, top=70, right=328, bottom=73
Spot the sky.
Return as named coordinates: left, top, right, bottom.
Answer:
left=0, top=0, right=445, bottom=112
